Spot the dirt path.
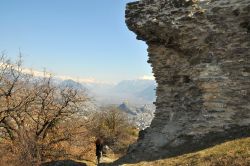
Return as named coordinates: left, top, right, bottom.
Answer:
left=101, top=156, right=116, bottom=163
left=80, top=156, right=116, bottom=166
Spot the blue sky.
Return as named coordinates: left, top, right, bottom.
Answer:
left=0, top=0, right=153, bottom=83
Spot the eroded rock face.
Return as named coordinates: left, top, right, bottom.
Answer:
left=115, top=0, right=250, bottom=164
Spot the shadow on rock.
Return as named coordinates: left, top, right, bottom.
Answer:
left=41, top=160, right=87, bottom=166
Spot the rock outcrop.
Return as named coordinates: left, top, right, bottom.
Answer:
left=114, top=0, right=250, bottom=164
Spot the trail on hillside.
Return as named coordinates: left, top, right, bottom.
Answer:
left=79, top=156, right=117, bottom=166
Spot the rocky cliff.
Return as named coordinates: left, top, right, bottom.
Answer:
left=113, top=0, right=250, bottom=164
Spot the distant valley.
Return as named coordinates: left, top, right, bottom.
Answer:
left=60, top=79, right=157, bottom=106
left=60, top=79, right=157, bottom=129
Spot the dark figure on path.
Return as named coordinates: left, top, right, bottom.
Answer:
left=95, top=138, right=104, bottom=165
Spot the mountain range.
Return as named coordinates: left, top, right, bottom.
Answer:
left=60, top=79, right=157, bottom=106
left=20, top=67, right=156, bottom=106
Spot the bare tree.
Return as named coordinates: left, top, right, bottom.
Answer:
left=0, top=55, right=89, bottom=165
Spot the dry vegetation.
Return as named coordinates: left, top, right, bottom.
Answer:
left=0, top=55, right=138, bottom=166
left=87, top=106, right=139, bottom=156
left=124, top=137, right=250, bottom=166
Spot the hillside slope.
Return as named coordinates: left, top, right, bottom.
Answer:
left=123, top=137, right=250, bottom=166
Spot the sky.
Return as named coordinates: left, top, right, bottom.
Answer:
left=0, top=0, right=153, bottom=83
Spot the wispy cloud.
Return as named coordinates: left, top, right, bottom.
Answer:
left=139, top=75, right=155, bottom=80
left=22, top=68, right=51, bottom=77
left=21, top=67, right=98, bottom=84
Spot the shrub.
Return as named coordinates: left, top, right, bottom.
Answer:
left=87, top=106, right=138, bottom=155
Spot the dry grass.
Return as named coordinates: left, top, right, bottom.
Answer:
left=124, top=137, right=250, bottom=166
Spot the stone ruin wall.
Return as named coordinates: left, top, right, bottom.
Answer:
left=114, top=0, right=250, bottom=164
